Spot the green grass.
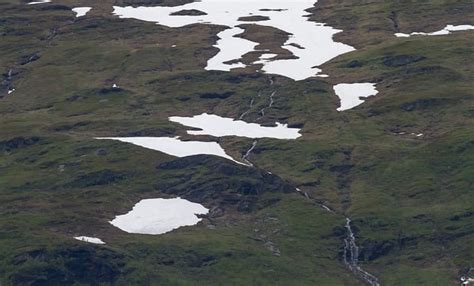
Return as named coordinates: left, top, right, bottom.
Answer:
left=0, top=0, right=473, bottom=285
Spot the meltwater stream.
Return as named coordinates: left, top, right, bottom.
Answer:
left=343, top=218, right=380, bottom=286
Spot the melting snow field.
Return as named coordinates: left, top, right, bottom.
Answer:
left=333, top=83, right=378, bottom=111
left=206, top=27, right=258, bottom=71
left=169, top=113, right=301, bottom=139
left=96, top=136, right=242, bottom=163
left=395, top=24, right=474, bottom=37
left=110, top=198, right=209, bottom=235
left=113, top=0, right=355, bottom=80
left=72, top=7, right=92, bottom=18
left=74, top=236, right=106, bottom=244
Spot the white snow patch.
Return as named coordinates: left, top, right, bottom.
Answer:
left=112, top=83, right=120, bottom=88
left=27, top=0, right=50, bottom=4
left=395, top=24, right=474, bottom=37
left=169, top=113, right=301, bottom=139
left=7, top=89, right=15, bottom=95
left=72, top=7, right=92, bottom=18
left=110, top=197, right=209, bottom=235
left=112, top=0, right=355, bottom=80
left=206, top=27, right=258, bottom=71
left=333, top=83, right=378, bottom=111
left=95, top=136, right=243, bottom=164
left=74, top=236, right=105, bottom=244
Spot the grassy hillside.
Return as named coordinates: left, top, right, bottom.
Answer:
left=0, top=0, right=473, bottom=285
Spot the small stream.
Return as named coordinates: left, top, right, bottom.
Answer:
left=240, top=82, right=380, bottom=285
left=242, top=140, right=258, bottom=167
left=343, top=218, right=380, bottom=286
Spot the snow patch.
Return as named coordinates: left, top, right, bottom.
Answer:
left=110, top=197, right=209, bottom=235
left=95, top=136, right=243, bottom=164
left=74, top=236, right=105, bottom=244
left=395, top=24, right=474, bottom=37
left=206, top=27, right=258, bottom=71
left=112, top=0, right=355, bottom=80
left=27, top=0, right=50, bottom=4
left=169, top=113, right=301, bottom=139
left=333, top=83, right=378, bottom=111
left=72, top=7, right=92, bottom=18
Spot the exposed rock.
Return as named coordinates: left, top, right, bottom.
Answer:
left=95, top=148, right=108, bottom=156
left=9, top=247, right=124, bottom=285
left=346, top=60, right=363, bottom=68
left=170, top=9, right=207, bottom=16
left=288, top=122, right=304, bottom=129
left=155, top=155, right=293, bottom=213
left=329, top=164, right=354, bottom=174
left=383, top=55, right=426, bottom=67
left=98, top=87, right=123, bottom=95
left=450, top=211, right=473, bottom=221
left=116, top=0, right=193, bottom=7
left=18, top=52, right=41, bottom=65
left=287, top=42, right=304, bottom=49
left=358, top=239, right=395, bottom=261
left=117, top=128, right=175, bottom=137
left=53, top=121, right=91, bottom=132
left=401, top=98, right=447, bottom=111
left=264, top=241, right=281, bottom=256
left=37, top=4, right=71, bottom=11
left=199, top=91, right=235, bottom=99
left=238, top=15, right=270, bottom=22
left=0, top=136, right=41, bottom=150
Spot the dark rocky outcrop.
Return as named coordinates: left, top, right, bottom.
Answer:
left=358, top=239, right=395, bottom=261
left=53, top=121, right=91, bottom=132
left=383, top=55, right=426, bottom=67
left=9, top=246, right=124, bottom=286
left=36, top=4, right=71, bottom=11
left=346, top=60, right=363, bottom=68
left=0, top=136, right=41, bottom=151
left=401, top=98, right=448, bottom=111
left=238, top=15, right=270, bottom=22
left=198, top=91, right=235, bottom=99
left=155, top=155, right=294, bottom=213
left=329, top=164, right=354, bottom=174
left=66, top=169, right=128, bottom=188
left=97, top=87, right=123, bottom=95
left=116, top=0, right=193, bottom=7
left=170, top=9, right=207, bottom=16
left=18, top=52, right=41, bottom=65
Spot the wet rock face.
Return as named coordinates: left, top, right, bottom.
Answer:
left=155, top=155, right=293, bottom=213
left=170, top=9, right=207, bottom=16
left=10, top=247, right=124, bottom=286
left=383, top=55, right=426, bottom=67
